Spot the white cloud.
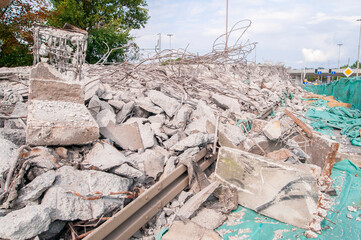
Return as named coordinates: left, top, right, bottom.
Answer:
left=302, top=48, right=329, bottom=62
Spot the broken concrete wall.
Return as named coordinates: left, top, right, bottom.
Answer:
left=215, top=147, right=321, bottom=229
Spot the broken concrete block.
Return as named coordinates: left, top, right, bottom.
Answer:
left=148, top=114, right=166, bottom=124
left=163, top=133, right=181, bottom=149
left=85, top=142, right=128, bottom=170
left=170, top=133, right=214, bottom=152
left=29, top=63, right=84, bottom=103
left=0, top=138, right=17, bottom=179
left=266, top=148, right=293, bottom=161
left=138, top=122, right=155, bottom=149
left=26, top=100, right=99, bottom=146
left=30, top=62, right=64, bottom=81
left=142, top=149, right=165, bottom=179
left=147, top=90, right=180, bottom=117
left=116, top=101, right=134, bottom=124
left=171, top=105, right=192, bottom=128
left=4, top=102, right=27, bottom=129
left=211, top=93, right=241, bottom=113
left=292, top=132, right=339, bottom=177
left=84, top=80, right=101, bottom=102
left=160, top=156, right=177, bottom=180
left=0, top=128, right=26, bottom=146
left=108, top=100, right=125, bottom=110
left=206, top=120, right=245, bottom=148
left=29, top=79, right=84, bottom=103
left=99, top=99, right=115, bottom=113
left=100, top=121, right=143, bottom=151
left=177, top=181, right=220, bottom=219
left=263, top=119, right=281, bottom=140
left=191, top=208, right=227, bottom=230
left=177, top=190, right=194, bottom=205
left=111, top=163, right=144, bottom=180
left=163, top=220, right=222, bottom=240
left=184, top=117, right=210, bottom=135
left=41, top=166, right=132, bottom=221
left=177, top=147, right=201, bottom=163
left=150, top=122, right=168, bottom=140
left=251, top=119, right=268, bottom=134
left=136, top=97, right=164, bottom=114
left=191, top=100, right=215, bottom=122
left=96, top=109, right=116, bottom=128
left=0, top=205, right=51, bottom=240
left=98, top=83, right=113, bottom=100
left=215, top=147, right=320, bottom=229
left=15, top=170, right=56, bottom=208
left=88, top=95, right=102, bottom=117
left=240, top=134, right=271, bottom=155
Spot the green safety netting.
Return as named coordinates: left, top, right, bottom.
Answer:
left=303, top=76, right=361, bottom=110
left=156, top=160, right=361, bottom=239
left=301, top=100, right=361, bottom=146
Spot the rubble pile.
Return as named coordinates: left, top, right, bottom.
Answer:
left=0, top=60, right=357, bottom=240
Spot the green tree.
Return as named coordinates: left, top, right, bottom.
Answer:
left=49, top=0, right=149, bottom=64
left=0, top=0, right=50, bottom=67
left=341, top=61, right=359, bottom=69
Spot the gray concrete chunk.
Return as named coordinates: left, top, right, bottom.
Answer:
left=85, top=142, right=128, bottom=170
left=100, top=121, right=143, bottom=151
left=26, top=100, right=99, bottom=146
left=191, top=208, right=227, bottom=230
left=263, top=119, right=282, bottom=140
left=41, top=166, right=132, bottom=221
left=15, top=170, right=56, bottom=208
left=0, top=138, right=17, bottom=179
left=170, top=133, right=215, bottom=152
left=211, top=94, right=241, bottom=113
left=0, top=205, right=51, bottom=240
left=108, top=100, right=125, bottom=110
left=148, top=90, right=180, bottom=117
left=96, top=109, right=116, bottom=128
left=116, top=101, right=134, bottom=124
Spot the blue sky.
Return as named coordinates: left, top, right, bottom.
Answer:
left=132, top=0, right=361, bottom=69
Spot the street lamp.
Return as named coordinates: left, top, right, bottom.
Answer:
left=337, top=43, right=342, bottom=69
left=167, top=34, right=173, bottom=49
left=357, top=19, right=361, bottom=77
left=156, top=33, right=161, bottom=52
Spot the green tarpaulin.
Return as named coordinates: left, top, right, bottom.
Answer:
left=303, top=76, right=361, bottom=110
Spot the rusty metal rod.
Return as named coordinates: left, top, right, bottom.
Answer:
left=85, top=149, right=216, bottom=240
left=284, top=109, right=313, bottom=138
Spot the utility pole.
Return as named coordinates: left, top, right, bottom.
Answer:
left=167, top=34, right=173, bottom=49
left=337, top=43, right=342, bottom=69
left=157, top=33, right=161, bottom=52
left=357, top=19, right=361, bottom=77
left=225, top=0, right=228, bottom=65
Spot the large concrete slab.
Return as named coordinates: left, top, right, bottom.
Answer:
left=26, top=100, right=99, bottom=146
left=292, top=132, right=339, bottom=177
left=215, top=147, right=321, bottom=229
left=29, top=79, right=84, bottom=104
left=29, top=62, right=84, bottom=104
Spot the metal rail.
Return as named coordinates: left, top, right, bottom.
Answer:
left=85, top=148, right=217, bottom=240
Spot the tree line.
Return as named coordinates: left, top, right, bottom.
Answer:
left=0, top=0, right=149, bottom=67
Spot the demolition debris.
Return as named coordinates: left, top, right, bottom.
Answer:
left=0, top=24, right=361, bottom=240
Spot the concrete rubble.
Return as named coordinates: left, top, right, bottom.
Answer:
left=0, top=56, right=359, bottom=239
